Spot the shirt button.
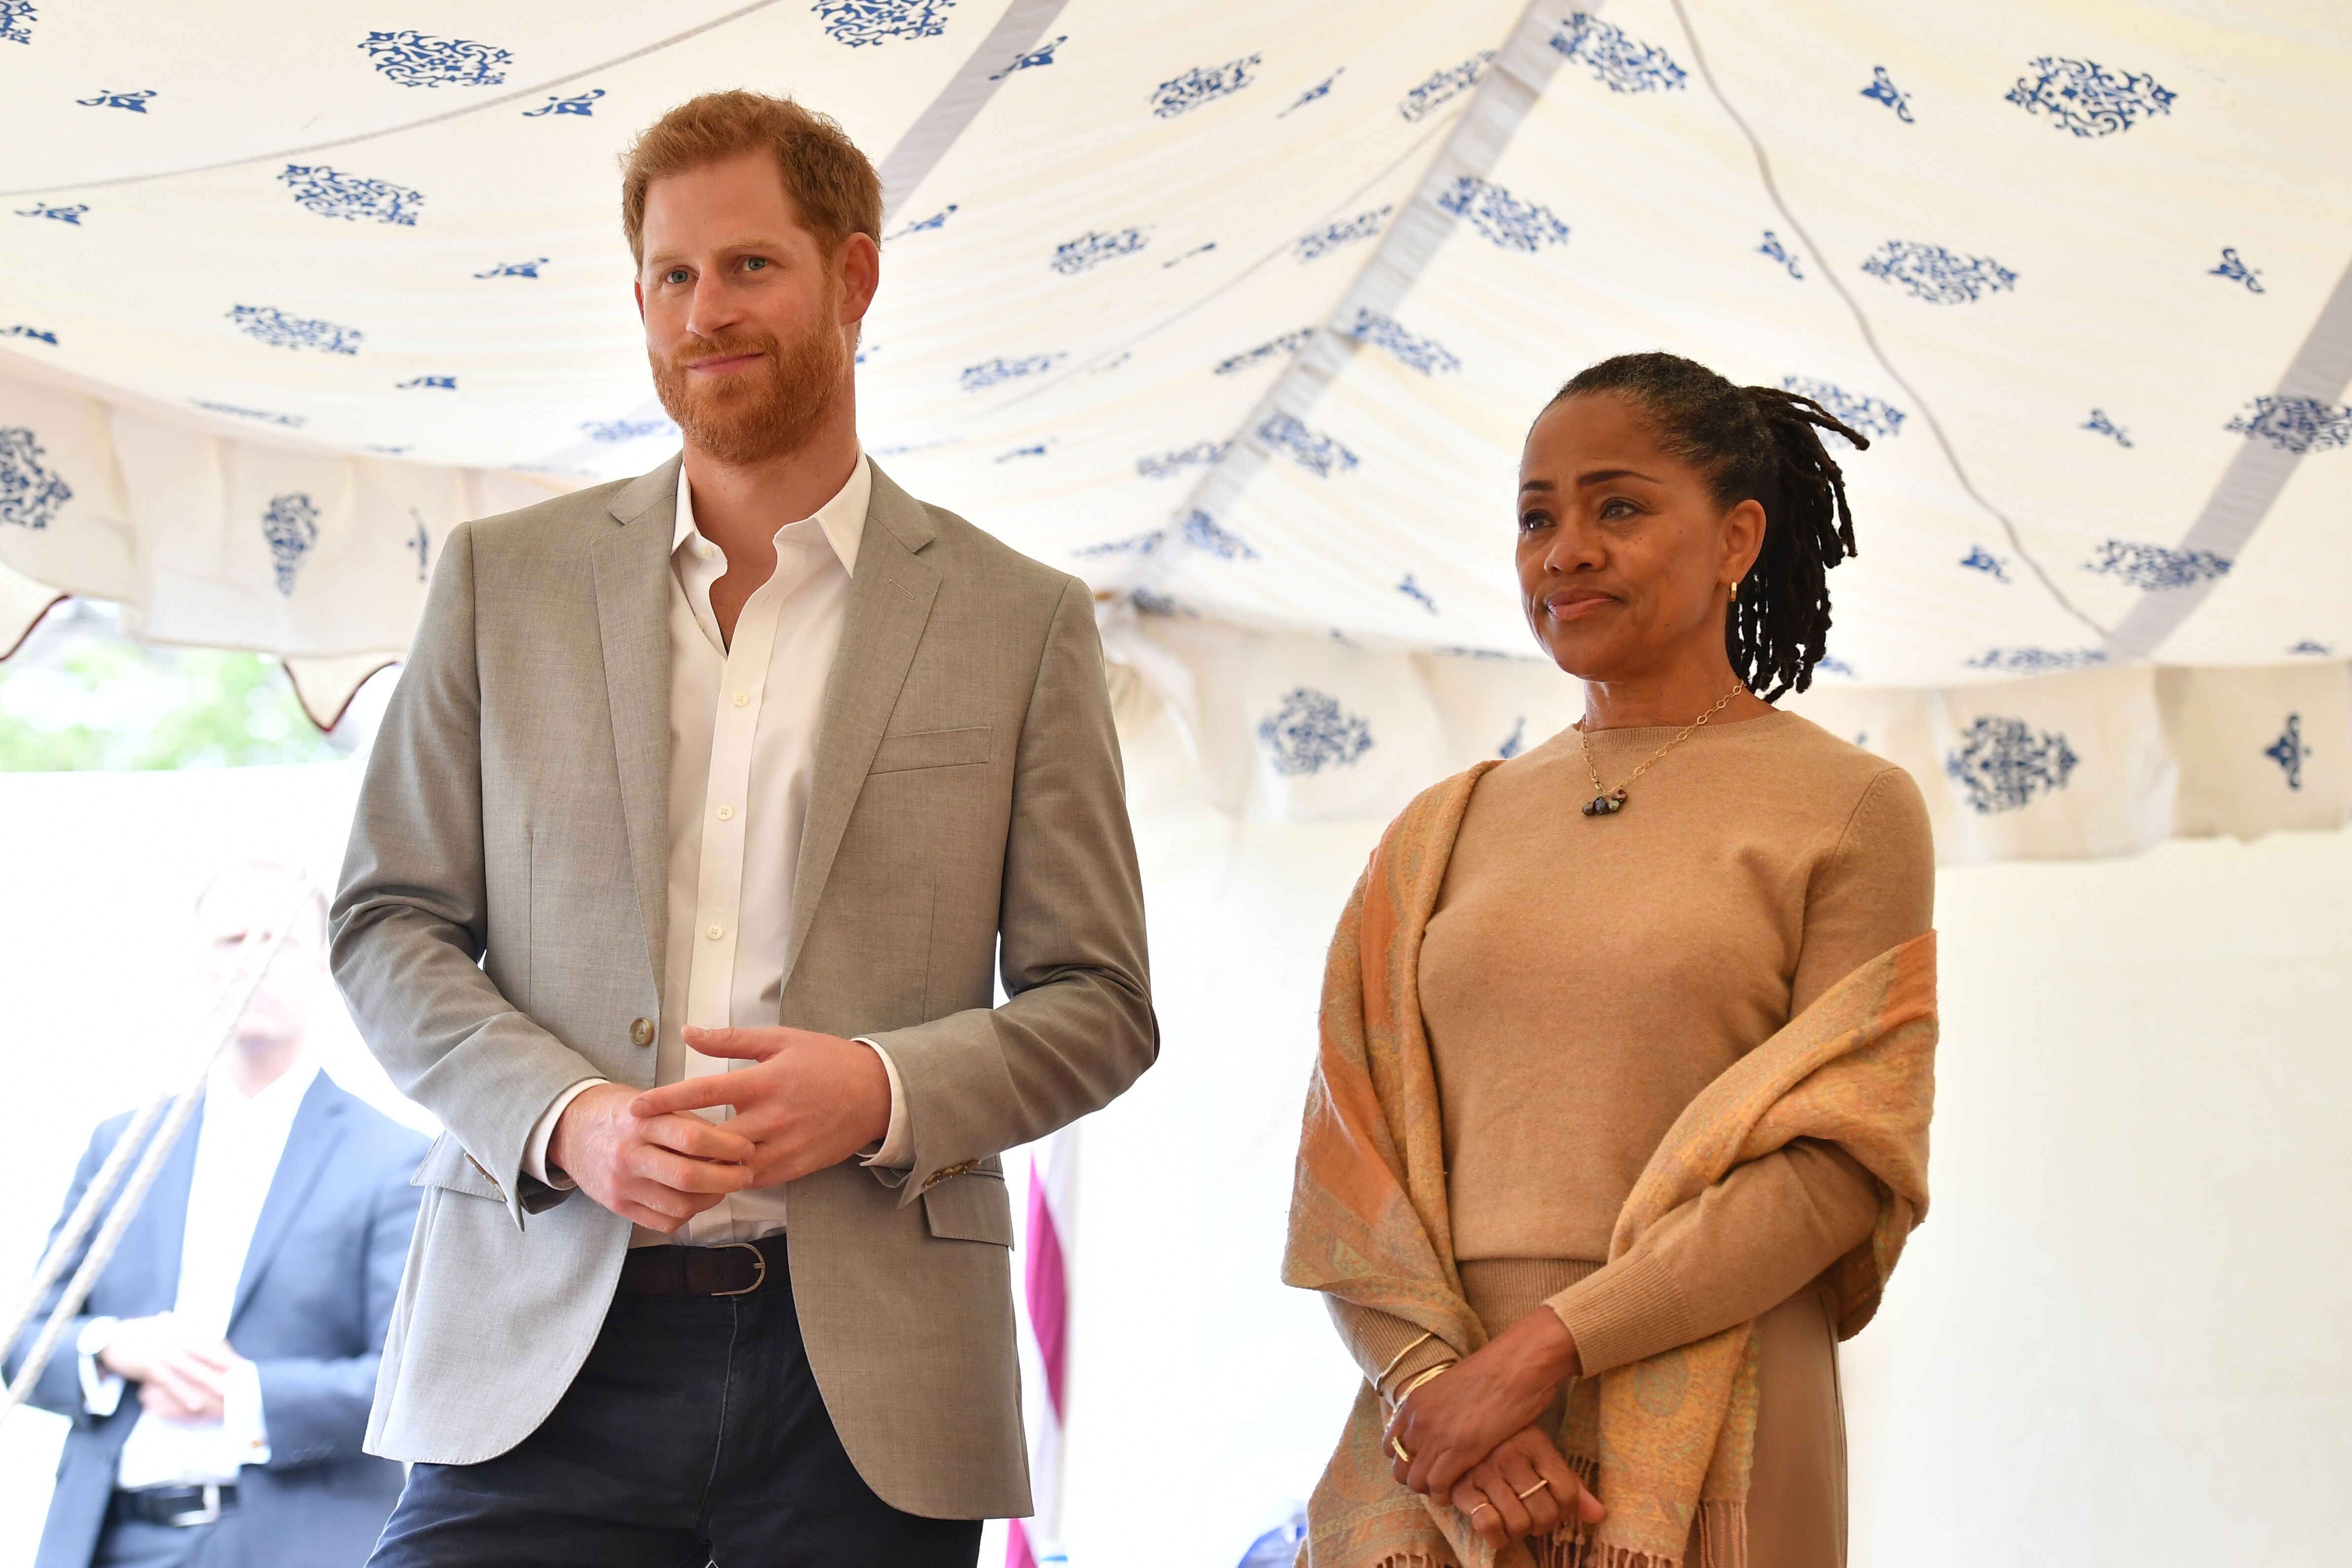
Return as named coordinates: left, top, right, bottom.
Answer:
left=705, top=923, right=724, bottom=941
left=697, top=543, right=715, bottom=560
left=715, top=803, right=734, bottom=821
left=732, top=691, right=749, bottom=707
left=629, top=1017, right=655, bottom=1046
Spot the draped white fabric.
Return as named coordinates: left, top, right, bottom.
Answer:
left=2, top=0, right=2347, bottom=853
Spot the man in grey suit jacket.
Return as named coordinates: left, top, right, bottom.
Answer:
left=331, top=91, right=1154, bottom=1565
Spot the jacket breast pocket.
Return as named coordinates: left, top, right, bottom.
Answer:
left=869, top=725, right=994, bottom=775
left=921, top=1168, right=1014, bottom=1246
left=411, top=1132, right=506, bottom=1203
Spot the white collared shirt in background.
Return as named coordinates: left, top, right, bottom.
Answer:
left=80, top=1056, right=318, bottom=1488
left=524, top=453, right=909, bottom=1244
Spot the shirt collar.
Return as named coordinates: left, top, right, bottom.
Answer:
left=205, top=1053, right=319, bottom=1123
left=672, top=451, right=871, bottom=577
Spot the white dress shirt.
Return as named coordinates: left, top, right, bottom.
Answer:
left=79, top=1056, right=318, bottom=1488
left=524, top=454, right=909, bottom=1245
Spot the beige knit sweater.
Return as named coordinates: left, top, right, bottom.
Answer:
left=1333, top=709, right=1933, bottom=1392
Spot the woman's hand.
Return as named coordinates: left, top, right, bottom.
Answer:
left=1450, top=1426, right=1605, bottom=1550
left=1385, top=1306, right=1583, bottom=1499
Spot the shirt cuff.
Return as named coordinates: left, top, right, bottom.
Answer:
left=222, top=1357, right=270, bottom=1467
left=856, top=1039, right=911, bottom=1169
left=75, top=1317, right=122, bottom=1417
left=525, top=1079, right=608, bottom=1189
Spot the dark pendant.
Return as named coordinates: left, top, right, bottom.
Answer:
left=1585, top=793, right=1626, bottom=817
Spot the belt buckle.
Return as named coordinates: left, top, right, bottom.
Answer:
left=163, top=1484, right=223, bottom=1527
left=710, top=1240, right=767, bottom=1297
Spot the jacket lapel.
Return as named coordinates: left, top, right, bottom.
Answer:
left=230, top=1077, right=347, bottom=1327
left=592, top=457, right=683, bottom=990
left=785, top=463, right=941, bottom=984
left=142, top=1108, right=204, bottom=1313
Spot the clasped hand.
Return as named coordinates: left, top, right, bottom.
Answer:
left=99, top=1313, right=243, bottom=1422
left=548, top=1026, right=891, bottom=1233
left=1384, top=1306, right=1607, bottom=1550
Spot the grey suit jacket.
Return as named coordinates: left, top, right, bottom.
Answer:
left=330, top=457, right=1155, bottom=1518
left=8, top=1075, right=427, bottom=1568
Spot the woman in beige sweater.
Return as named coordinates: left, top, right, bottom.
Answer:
left=1304, top=351, right=1934, bottom=1566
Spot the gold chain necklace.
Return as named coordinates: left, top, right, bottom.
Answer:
left=1576, top=686, right=1744, bottom=817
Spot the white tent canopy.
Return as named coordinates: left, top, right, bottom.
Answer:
left=3, top=0, right=2348, bottom=852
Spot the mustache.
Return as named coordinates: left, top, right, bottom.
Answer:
left=669, top=331, right=777, bottom=373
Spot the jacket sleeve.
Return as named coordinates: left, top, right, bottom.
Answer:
left=329, top=522, right=599, bottom=1224
left=250, top=1142, right=426, bottom=1468
left=866, top=579, right=1159, bottom=1201
left=5, top=1125, right=118, bottom=1426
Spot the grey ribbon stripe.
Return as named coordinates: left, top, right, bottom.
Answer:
left=876, top=0, right=1072, bottom=225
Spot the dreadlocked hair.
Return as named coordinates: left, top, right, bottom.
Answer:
left=1550, top=351, right=1866, bottom=701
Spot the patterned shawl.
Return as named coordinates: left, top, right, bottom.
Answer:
left=1283, top=762, right=1937, bottom=1568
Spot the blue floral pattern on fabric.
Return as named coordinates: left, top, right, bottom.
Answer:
left=407, top=510, right=431, bottom=581
left=989, top=34, right=1063, bottom=79
left=261, top=492, right=320, bottom=595
left=281, top=163, right=423, bottom=225
left=1051, top=227, right=1150, bottom=275
left=2006, top=57, right=2175, bottom=138
left=2084, top=539, right=2230, bottom=590
left=1282, top=68, right=1344, bottom=117
left=1860, top=66, right=1913, bottom=123
left=814, top=0, right=955, bottom=47
left=960, top=353, right=1063, bottom=391
left=2226, top=395, right=2352, bottom=454
left=0, top=426, right=71, bottom=529
left=1816, top=655, right=1857, bottom=678
left=1550, top=12, right=1687, bottom=94
left=885, top=205, right=958, bottom=241
left=2, top=324, right=57, bottom=345
left=396, top=374, right=457, bottom=390
left=358, top=30, right=511, bottom=88
left=1946, top=715, right=2079, bottom=814
left=1437, top=176, right=1569, bottom=253
left=229, top=305, right=363, bottom=355
left=192, top=399, right=305, bottom=428
left=1258, top=687, right=1373, bottom=776
left=1259, top=412, right=1358, bottom=477
left=994, top=442, right=1048, bottom=462
left=1781, top=375, right=1904, bottom=443
left=1295, top=206, right=1390, bottom=262
left=1151, top=55, right=1260, bottom=118
left=0, top=1, right=36, bottom=45
left=1182, top=510, right=1257, bottom=561
left=75, top=88, right=156, bottom=112
left=1398, top=574, right=1438, bottom=614
left=475, top=257, right=547, bottom=279
left=1861, top=240, right=2016, bottom=305
left=2081, top=408, right=2133, bottom=447
left=1347, top=310, right=1460, bottom=375
left=1960, top=545, right=2011, bottom=583
left=1498, top=716, right=1527, bottom=760
left=1073, top=530, right=1163, bottom=559
left=581, top=417, right=679, bottom=443
left=2209, top=247, right=2263, bottom=293
left=1964, top=647, right=2107, bottom=672
left=521, top=89, right=604, bottom=117
left=2288, top=639, right=2332, bottom=656
left=15, top=202, right=84, bottom=224
left=1130, top=586, right=1195, bottom=617
left=1399, top=53, right=1493, bottom=122
left=1136, top=440, right=1228, bottom=479
left=1214, top=328, right=1313, bottom=376
left=1758, top=231, right=1803, bottom=279
left=2264, top=714, right=2308, bottom=790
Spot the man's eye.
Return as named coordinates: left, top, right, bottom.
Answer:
left=665, top=269, right=689, bottom=285
left=743, top=257, right=768, bottom=271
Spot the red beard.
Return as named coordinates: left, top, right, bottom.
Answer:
left=649, top=299, right=848, bottom=464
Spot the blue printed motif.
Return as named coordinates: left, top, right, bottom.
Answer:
left=0, top=0, right=32, bottom=45
left=581, top=417, right=679, bottom=443
left=2209, top=247, right=2263, bottom=293
left=1296, top=207, right=1391, bottom=263
left=2084, top=539, right=2230, bottom=591
left=1051, top=227, right=1150, bottom=275
left=2081, top=408, right=2133, bottom=447
left=1860, top=240, right=2016, bottom=305
left=1259, top=412, right=1358, bottom=478
left=1860, top=66, right=1913, bottom=123
left=228, top=305, right=363, bottom=355
left=406, top=510, right=431, bottom=582
left=1151, top=54, right=1260, bottom=118
left=521, top=89, right=604, bottom=117
left=1258, top=688, right=1374, bottom=777
left=1758, top=231, right=1802, bottom=279
left=15, top=202, right=84, bottom=224
left=1136, top=440, right=1228, bottom=480
left=813, top=0, right=955, bottom=47
left=1781, top=375, right=1904, bottom=441
left=261, top=493, right=320, bottom=595
left=2, top=324, right=57, bottom=345
left=1398, top=574, right=1438, bottom=614
left=1130, top=586, right=1195, bottom=618
left=995, top=442, right=1049, bottom=462
left=1945, top=715, right=2079, bottom=814
left=0, top=426, right=72, bottom=529
left=1347, top=310, right=1460, bottom=376
left=1182, top=510, right=1257, bottom=561
left=2006, top=57, right=2175, bottom=138
left=75, top=88, right=156, bottom=112
left=191, top=399, right=306, bottom=428
left=1550, top=12, right=1687, bottom=94
left=1214, top=328, right=1314, bottom=376
left=1816, top=655, right=1857, bottom=678
left=1162, top=242, right=1216, bottom=268
left=990, top=34, right=1063, bottom=79
left=1498, top=717, right=1527, bottom=760
left=1437, top=176, right=1570, bottom=253
left=1399, top=53, right=1492, bottom=122
left=2288, top=639, right=2332, bottom=656
left=1960, top=545, right=2011, bottom=583
left=1964, top=647, right=2107, bottom=672
left=884, top=206, right=957, bottom=243
left=358, top=30, right=510, bottom=88
left=1073, top=530, right=1164, bottom=559
left=281, top=163, right=423, bottom=225
left=396, top=375, right=456, bottom=390
left=2225, top=395, right=2352, bottom=454
left=1282, top=68, right=1344, bottom=117
left=475, top=257, right=547, bottom=279
left=959, top=353, right=1063, bottom=392
left=2264, top=714, right=2308, bottom=790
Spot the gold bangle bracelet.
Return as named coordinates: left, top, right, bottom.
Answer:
left=1390, top=1361, right=1455, bottom=1406
left=1373, top=1331, right=1436, bottom=1387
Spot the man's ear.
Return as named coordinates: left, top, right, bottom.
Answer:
left=633, top=276, right=645, bottom=323
left=838, top=233, right=881, bottom=325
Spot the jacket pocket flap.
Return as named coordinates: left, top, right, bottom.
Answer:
left=412, top=1132, right=506, bottom=1202
left=870, top=726, right=994, bottom=775
left=921, top=1169, right=1013, bottom=1245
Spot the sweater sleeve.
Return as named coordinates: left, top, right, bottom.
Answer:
left=1325, top=1300, right=1461, bottom=1398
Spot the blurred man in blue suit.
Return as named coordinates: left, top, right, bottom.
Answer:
left=7, top=863, right=428, bottom=1568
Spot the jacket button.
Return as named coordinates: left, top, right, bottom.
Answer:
left=629, top=1017, right=655, bottom=1046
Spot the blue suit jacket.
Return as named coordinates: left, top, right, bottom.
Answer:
left=7, top=1073, right=428, bottom=1568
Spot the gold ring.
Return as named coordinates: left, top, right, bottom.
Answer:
left=1390, top=1434, right=1414, bottom=1464
left=1516, top=1478, right=1552, bottom=1500
left=1469, top=1502, right=1494, bottom=1521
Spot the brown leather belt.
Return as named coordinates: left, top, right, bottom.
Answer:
left=617, top=1236, right=786, bottom=1297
